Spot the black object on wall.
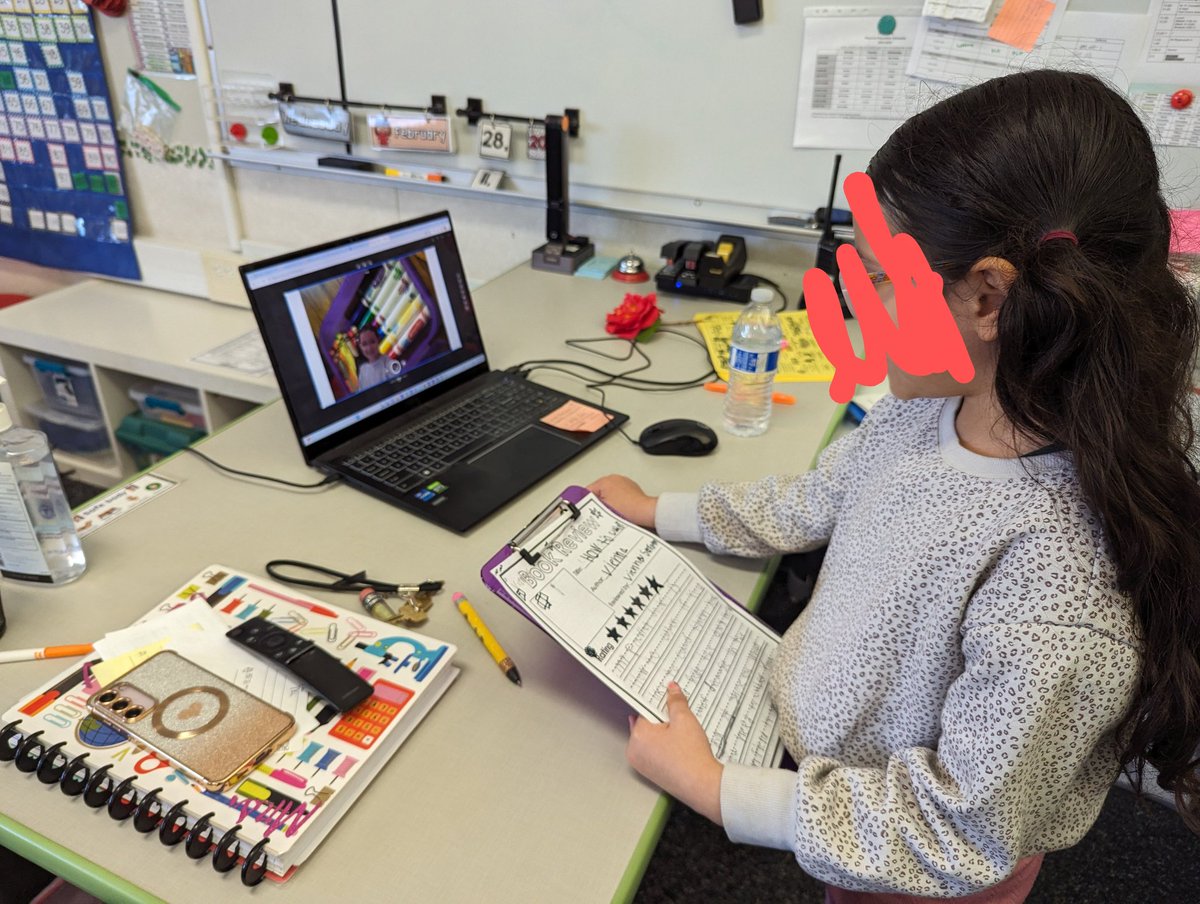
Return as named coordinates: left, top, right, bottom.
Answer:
left=733, top=0, right=762, bottom=24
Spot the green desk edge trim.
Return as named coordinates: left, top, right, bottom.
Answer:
left=0, top=815, right=164, bottom=904
left=610, top=399, right=849, bottom=904
left=0, top=403, right=269, bottom=901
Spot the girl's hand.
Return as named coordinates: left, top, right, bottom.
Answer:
left=587, top=475, right=658, bottom=529
left=626, top=682, right=724, bottom=825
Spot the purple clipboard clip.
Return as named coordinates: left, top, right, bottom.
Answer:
left=480, top=485, right=591, bottom=627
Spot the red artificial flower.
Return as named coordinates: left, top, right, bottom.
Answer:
left=605, top=293, right=662, bottom=341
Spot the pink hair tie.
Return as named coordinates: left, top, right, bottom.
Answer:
left=1039, top=229, right=1078, bottom=246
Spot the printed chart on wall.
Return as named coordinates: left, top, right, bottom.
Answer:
left=127, top=0, right=193, bottom=77
left=1130, top=0, right=1200, bottom=147
left=0, top=0, right=139, bottom=279
left=794, top=7, right=925, bottom=149
left=795, top=4, right=1155, bottom=151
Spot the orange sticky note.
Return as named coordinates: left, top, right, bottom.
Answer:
left=541, top=400, right=610, bottom=433
left=987, top=0, right=1054, bottom=52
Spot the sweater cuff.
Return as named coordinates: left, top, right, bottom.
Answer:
left=720, top=762, right=798, bottom=851
left=654, top=492, right=703, bottom=543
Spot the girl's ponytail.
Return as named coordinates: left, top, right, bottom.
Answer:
left=1003, top=233, right=1200, bottom=830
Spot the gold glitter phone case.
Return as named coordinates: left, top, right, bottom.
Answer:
left=86, top=650, right=296, bottom=791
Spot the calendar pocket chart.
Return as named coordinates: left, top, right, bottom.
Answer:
left=0, top=0, right=139, bottom=279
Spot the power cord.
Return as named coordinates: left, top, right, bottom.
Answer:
left=743, top=274, right=789, bottom=311
left=182, top=446, right=342, bottom=490
left=509, top=328, right=718, bottom=446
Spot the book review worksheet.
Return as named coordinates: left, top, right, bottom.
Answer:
left=491, top=494, right=783, bottom=768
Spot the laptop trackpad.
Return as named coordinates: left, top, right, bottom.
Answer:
left=468, top=426, right=577, bottom=478
left=428, top=426, right=578, bottom=514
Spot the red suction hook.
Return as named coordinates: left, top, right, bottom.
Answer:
left=1171, top=89, right=1194, bottom=110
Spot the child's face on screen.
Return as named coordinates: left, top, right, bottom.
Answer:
left=359, top=329, right=381, bottom=361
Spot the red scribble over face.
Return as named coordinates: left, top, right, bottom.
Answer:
left=803, top=171, right=976, bottom=404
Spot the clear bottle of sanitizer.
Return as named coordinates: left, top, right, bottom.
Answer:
left=0, top=398, right=86, bottom=585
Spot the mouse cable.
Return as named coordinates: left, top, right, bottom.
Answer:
left=742, top=274, right=789, bottom=311
left=182, top=446, right=342, bottom=490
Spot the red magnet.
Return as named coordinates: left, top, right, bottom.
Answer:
left=1172, top=89, right=1194, bottom=110
left=229, top=122, right=248, bottom=141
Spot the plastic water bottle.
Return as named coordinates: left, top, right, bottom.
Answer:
left=723, top=287, right=783, bottom=437
left=0, top=400, right=86, bottom=584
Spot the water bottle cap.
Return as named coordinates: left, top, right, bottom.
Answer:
left=0, top=403, right=10, bottom=432
left=750, top=287, right=774, bottom=304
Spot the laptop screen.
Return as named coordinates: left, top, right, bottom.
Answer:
left=241, top=213, right=489, bottom=460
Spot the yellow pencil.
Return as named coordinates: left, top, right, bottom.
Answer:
left=453, top=593, right=522, bottom=686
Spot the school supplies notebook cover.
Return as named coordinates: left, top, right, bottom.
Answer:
left=0, top=566, right=458, bottom=886
left=482, top=486, right=784, bottom=768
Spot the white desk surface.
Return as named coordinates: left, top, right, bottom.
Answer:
left=0, top=264, right=845, bottom=903
left=0, top=280, right=279, bottom=404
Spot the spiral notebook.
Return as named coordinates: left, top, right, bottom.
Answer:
left=0, top=566, right=458, bottom=886
left=481, top=486, right=784, bottom=768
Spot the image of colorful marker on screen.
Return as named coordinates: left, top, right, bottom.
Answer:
left=381, top=296, right=429, bottom=359
left=354, top=264, right=410, bottom=332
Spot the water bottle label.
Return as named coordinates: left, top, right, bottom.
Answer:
left=729, top=348, right=779, bottom=375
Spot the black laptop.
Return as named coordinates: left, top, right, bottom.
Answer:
left=239, top=212, right=626, bottom=532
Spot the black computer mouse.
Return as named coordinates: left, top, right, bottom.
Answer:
left=637, top=419, right=719, bottom=457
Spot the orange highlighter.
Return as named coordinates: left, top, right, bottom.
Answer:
left=704, top=382, right=795, bottom=406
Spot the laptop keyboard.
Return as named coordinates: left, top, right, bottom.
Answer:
left=343, top=378, right=565, bottom=492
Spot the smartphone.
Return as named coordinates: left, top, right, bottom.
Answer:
left=86, top=650, right=296, bottom=791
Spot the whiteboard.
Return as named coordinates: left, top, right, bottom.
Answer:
left=201, top=0, right=1200, bottom=222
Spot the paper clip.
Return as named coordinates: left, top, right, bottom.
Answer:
left=509, top=497, right=580, bottom=565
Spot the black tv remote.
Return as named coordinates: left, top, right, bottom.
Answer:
left=226, top=617, right=373, bottom=713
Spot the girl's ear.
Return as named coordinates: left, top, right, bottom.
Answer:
left=966, top=256, right=1018, bottom=343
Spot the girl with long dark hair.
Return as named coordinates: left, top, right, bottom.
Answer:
left=590, top=70, right=1200, bottom=902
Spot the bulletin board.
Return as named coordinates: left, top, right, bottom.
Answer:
left=0, top=0, right=139, bottom=280
left=199, top=0, right=1200, bottom=223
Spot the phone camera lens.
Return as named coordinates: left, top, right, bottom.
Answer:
left=124, top=706, right=143, bottom=719
left=111, top=698, right=129, bottom=712
left=98, top=690, right=116, bottom=704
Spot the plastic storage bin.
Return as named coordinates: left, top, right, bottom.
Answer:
left=22, top=354, right=101, bottom=418
left=24, top=401, right=110, bottom=455
left=128, top=381, right=206, bottom=430
left=116, top=411, right=206, bottom=469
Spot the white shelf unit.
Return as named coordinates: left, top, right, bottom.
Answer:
left=0, top=280, right=280, bottom=487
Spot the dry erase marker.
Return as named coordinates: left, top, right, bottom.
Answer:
left=454, top=593, right=522, bottom=686
left=383, top=168, right=446, bottom=182
left=0, top=644, right=94, bottom=665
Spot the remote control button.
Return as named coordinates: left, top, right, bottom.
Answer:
left=263, top=634, right=287, bottom=650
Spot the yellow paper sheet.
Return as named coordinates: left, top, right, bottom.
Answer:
left=695, top=311, right=834, bottom=383
left=91, top=640, right=167, bottom=686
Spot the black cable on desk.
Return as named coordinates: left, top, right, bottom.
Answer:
left=182, top=447, right=341, bottom=490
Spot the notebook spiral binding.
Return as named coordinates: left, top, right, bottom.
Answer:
left=0, top=717, right=272, bottom=887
